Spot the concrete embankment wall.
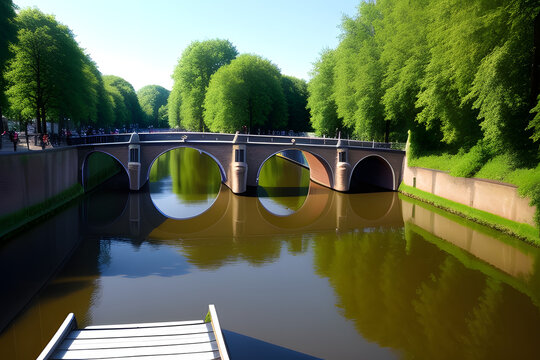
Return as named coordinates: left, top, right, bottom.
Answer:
left=0, top=148, right=80, bottom=237
left=402, top=160, right=537, bottom=227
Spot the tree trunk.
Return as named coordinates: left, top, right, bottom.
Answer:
left=24, top=120, right=29, bottom=150
left=42, top=108, right=47, bottom=134
left=384, top=120, right=390, bottom=143
left=36, top=106, right=42, bottom=134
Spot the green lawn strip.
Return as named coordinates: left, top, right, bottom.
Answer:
left=399, top=183, right=539, bottom=245
left=405, top=223, right=540, bottom=308
left=0, top=183, right=84, bottom=241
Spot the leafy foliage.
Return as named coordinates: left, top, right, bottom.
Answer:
left=169, top=39, right=237, bottom=131
left=0, top=0, right=17, bottom=129
left=309, top=0, right=539, bottom=155
left=137, top=85, right=170, bottom=127
left=307, top=49, right=340, bottom=136
left=203, top=54, right=287, bottom=133
left=530, top=95, right=540, bottom=144
left=334, top=2, right=384, bottom=140
left=281, top=75, right=311, bottom=132
left=4, top=8, right=123, bottom=132
left=103, top=75, right=143, bottom=128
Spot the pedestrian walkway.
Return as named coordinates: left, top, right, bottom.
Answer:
left=0, top=134, right=60, bottom=153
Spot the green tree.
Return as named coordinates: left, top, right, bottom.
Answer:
left=307, top=49, right=340, bottom=136
left=88, top=61, right=115, bottom=129
left=281, top=75, right=311, bottom=132
left=167, top=86, right=181, bottom=128
left=203, top=54, right=287, bottom=133
left=137, top=85, right=170, bottom=128
left=5, top=8, right=94, bottom=134
left=103, top=75, right=143, bottom=129
left=334, top=2, right=385, bottom=140
left=464, top=0, right=540, bottom=157
left=377, top=0, right=429, bottom=143
left=0, top=0, right=17, bottom=133
left=158, top=103, right=169, bottom=128
left=170, top=39, right=238, bottom=131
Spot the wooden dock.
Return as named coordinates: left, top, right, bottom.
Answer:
left=37, top=304, right=230, bottom=360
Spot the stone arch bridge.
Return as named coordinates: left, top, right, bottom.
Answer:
left=77, top=132, right=405, bottom=194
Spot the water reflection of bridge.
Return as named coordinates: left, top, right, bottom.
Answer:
left=85, top=182, right=404, bottom=240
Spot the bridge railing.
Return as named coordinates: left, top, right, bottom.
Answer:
left=66, top=134, right=132, bottom=145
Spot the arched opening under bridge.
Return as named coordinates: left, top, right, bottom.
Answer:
left=146, top=147, right=224, bottom=219
left=349, top=155, right=395, bottom=192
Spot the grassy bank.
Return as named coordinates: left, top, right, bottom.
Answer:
left=0, top=183, right=84, bottom=241
left=399, top=183, right=539, bottom=245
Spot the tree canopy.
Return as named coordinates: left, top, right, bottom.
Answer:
left=282, top=75, right=311, bottom=132
left=137, top=85, right=170, bottom=128
left=203, top=54, right=287, bottom=133
left=307, top=0, right=540, bottom=159
left=169, top=39, right=238, bottom=130
left=103, top=75, right=143, bottom=128
left=307, top=49, right=340, bottom=137
left=5, top=8, right=98, bottom=133
left=0, top=0, right=17, bottom=132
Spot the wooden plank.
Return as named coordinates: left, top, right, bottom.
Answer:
left=37, top=313, right=77, bottom=360
left=84, top=319, right=204, bottom=330
left=77, top=352, right=221, bottom=360
left=66, top=323, right=213, bottom=339
left=208, top=305, right=230, bottom=360
left=52, top=341, right=219, bottom=359
left=58, top=332, right=216, bottom=350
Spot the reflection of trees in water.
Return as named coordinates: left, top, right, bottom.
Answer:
left=149, top=148, right=221, bottom=201
left=312, top=227, right=540, bottom=359
left=175, top=235, right=283, bottom=270
left=258, top=155, right=310, bottom=212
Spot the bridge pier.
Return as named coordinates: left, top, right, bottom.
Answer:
left=128, top=133, right=141, bottom=191
left=230, top=144, right=247, bottom=194
left=334, top=148, right=351, bottom=192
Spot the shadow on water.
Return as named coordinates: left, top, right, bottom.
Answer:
left=223, top=330, right=322, bottom=360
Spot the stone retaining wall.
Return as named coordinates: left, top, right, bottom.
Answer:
left=402, top=160, right=536, bottom=227
left=0, top=148, right=79, bottom=219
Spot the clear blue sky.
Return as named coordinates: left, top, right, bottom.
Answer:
left=13, top=0, right=360, bottom=91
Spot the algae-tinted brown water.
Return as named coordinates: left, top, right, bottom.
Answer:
left=1, top=149, right=540, bottom=359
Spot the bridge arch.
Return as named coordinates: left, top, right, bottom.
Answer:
left=81, top=150, right=129, bottom=192
left=255, top=148, right=334, bottom=189
left=349, top=154, right=396, bottom=191
left=144, top=145, right=228, bottom=186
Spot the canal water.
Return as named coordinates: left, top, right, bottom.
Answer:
left=1, top=148, right=540, bottom=359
